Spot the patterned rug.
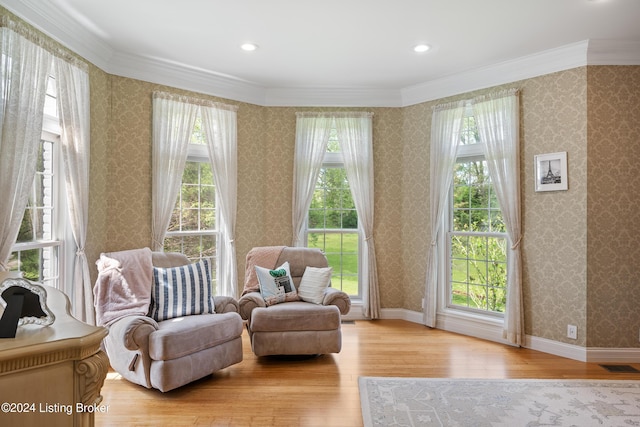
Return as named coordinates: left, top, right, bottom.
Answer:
left=359, top=377, right=640, bottom=426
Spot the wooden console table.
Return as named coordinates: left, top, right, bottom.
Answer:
left=0, top=284, right=108, bottom=427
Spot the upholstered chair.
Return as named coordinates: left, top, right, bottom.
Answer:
left=238, top=246, right=351, bottom=356
left=94, top=248, right=243, bottom=392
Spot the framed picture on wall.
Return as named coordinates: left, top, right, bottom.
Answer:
left=534, top=152, right=568, bottom=192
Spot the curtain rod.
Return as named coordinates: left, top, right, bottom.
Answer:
left=153, top=91, right=239, bottom=112
left=295, top=112, right=374, bottom=118
left=432, top=88, right=520, bottom=111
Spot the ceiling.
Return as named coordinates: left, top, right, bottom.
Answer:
left=3, top=0, right=640, bottom=106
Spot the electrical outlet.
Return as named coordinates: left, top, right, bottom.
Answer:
left=567, top=324, right=577, bottom=340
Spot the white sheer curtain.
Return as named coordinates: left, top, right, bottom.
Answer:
left=292, top=113, right=333, bottom=246
left=335, top=113, right=380, bottom=319
left=474, top=90, right=523, bottom=345
left=201, top=103, right=238, bottom=297
left=0, top=21, right=52, bottom=271
left=54, top=57, right=92, bottom=323
left=423, top=101, right=466, bottom=327
left=151, top=92, right=199, bottom=251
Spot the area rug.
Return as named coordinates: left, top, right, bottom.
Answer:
left=359, top=377, right=640, bottom=426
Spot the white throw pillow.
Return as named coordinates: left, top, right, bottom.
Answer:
left=298, top=266, right=333, bottom=304
left=149, top=259, right=215, bottom=321
left=256, top=262, right=298, bottom=306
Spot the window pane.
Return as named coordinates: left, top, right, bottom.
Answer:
left=451, top=258, right=468, bottom=284
left=469, top=260, right=487, bottom=285
left=16, top=141, right=54, bottom=243
left=325, top=209, right=341, bottom=228
left=471, top=184, right=489, bottom=208
left=305, top=131, right=360, bottom=298
left=8, top=245, right=59, bottom=287
left=307, top=232, right=326, bottom=251
left=490, top=209, right=505, bottom=233
left=172, top=160, right=216, bottom=233
left=341, top=209, right=358, bottom=229
left=460, top=116, right=479, bottom=145
left=163, top=234, right=216, bottom=263
left=182, top=161, right=199, bottom=184
left=451, top=282, right=469, bottom=307
left=468, top=285, right=488, bottom=310
left=8, top=249, right=40, bottom=281
left=200, top=184, right=215, bottom=206
left=448, top=130, right=507, bottom=315
left=313, top=232, right=358, bottom=295
left=326, top=127, right=340, bottom=153
left=165, top=129, right=219, bottom=291
left=468, top=236, right=487, bottom=260
left=451, top=234, right=468, bottom=259
left=190, top=116, right=205, bottom=144
left=449, top=234, right=507, bottom=314
left=201, top=208, right=215, bottom=229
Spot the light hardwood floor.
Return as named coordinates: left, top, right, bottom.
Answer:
left=96, top=320, right=640, bottom=426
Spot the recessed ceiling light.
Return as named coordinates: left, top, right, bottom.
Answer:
left=241, top=43, right=258, bottom=52
left=413, top=44, right=431, bottom=53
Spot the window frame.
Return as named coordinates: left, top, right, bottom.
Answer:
left=303, top=147, right=363, bottom=300
left=9, top=74, right=71, bottom=288
left=163, top=141, right=221, bottom=290
left=438, top=114, right=508, bottom=320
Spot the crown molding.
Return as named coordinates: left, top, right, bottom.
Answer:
left=1, top=0, right=114, bottom=68
left=107, top=51, right=269, bottom=106
left=2, top=1, right=639, bottom=108
left=400, top=41, right=590, bottom=106
left=587, top=39, right=640, bottom=65
left=264, top=86, right=403, bottom=107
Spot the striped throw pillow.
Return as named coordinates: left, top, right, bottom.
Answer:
left=149, top=259, right=215, bottom=321
left=298, top=266, right=332, bottom=304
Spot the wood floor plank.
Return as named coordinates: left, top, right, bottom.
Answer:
left=95, top=320, right=640, bottom=426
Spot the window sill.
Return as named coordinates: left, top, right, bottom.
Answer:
left=436, top=308, right=512, bottom=346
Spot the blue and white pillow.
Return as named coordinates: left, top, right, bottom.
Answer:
left=149, top=259, right=215, bottom=321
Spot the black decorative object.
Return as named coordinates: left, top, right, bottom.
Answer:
left=0, top=279, right=55, bottom=338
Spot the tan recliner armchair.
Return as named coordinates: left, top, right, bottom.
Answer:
left=94, top=248, right=243, bottom=392
left=239, top=246, right=351, bottom=356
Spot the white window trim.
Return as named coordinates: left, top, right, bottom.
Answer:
left=436, top=117, right=508, bottom=330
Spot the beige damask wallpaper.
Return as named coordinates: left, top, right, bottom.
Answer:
left=4, top=6, right=638, bottom=350
left=587, top=66, right=640, bottom=348
left=85, top=66, right=640, bottom=350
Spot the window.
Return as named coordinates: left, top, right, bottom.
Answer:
left=446, top=113, right=507, bottom=316
left=9, top=75, right=66, bottom=288
left=306, top=128, right=360, bottom=297
left=163, top=116, right=218, bottom=290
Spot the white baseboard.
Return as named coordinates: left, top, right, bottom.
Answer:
left=373, top=308, right=640, bottom=364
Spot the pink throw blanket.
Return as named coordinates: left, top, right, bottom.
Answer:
left=242, top=246, right=285, bottom=295
left=93, top=247, right=153, bottom=327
